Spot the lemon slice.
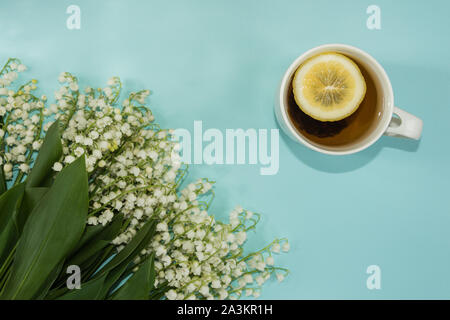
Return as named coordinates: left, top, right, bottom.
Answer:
left=292, top=52, right=366, bottom=122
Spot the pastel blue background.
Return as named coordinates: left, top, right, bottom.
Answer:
left=1, top=0, right=449, bottom=299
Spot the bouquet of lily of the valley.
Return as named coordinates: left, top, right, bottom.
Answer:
left=0, top=58, right=289, bottom=300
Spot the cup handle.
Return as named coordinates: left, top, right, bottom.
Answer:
left=384, top=106, right=423, bottom=140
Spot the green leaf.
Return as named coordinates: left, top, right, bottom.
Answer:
left=79, top=248, right=113, bottom=282
left=17, top=187, right=49, bottom=234
left=50, top=215, right=124, bottom=290
left=93, top=218, right=156, bottom=278
left=54, top=256, right=129, bottom=300
left=56, top=271, right=108, bottom=300
left=111, top=253, right=155, bottom=300
left=74, top=224, right=106, bottom=252
left=26, top=121, right=62, bottom=188
left=0, top=186, right=49, bottom=269
left=0, top=168, right=6, bottom=196
left=0, top=183, right=25, bottom=266
left=58, top=219, right=156, bottom=300
left=67, top=214, right=123, bottom=267
left=0, top=187, right=49, bottom=278
left=33, top=261, right=65, bottom=300
left=98, top=260, right=133, bottom=299
left=149, top=284, right=170, bottom=300
left=49, top=218, right=156, bottom=300
left=0, top=156, right=88, bottom=299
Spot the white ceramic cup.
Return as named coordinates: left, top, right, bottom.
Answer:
left=275, top=44, right=423, bottom=155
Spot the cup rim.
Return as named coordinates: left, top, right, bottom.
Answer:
left=278, top=43, right=394, bottom=155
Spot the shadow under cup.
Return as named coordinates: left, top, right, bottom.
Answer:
left=283, top=48, right=393, bottom=154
